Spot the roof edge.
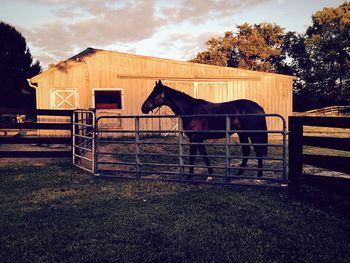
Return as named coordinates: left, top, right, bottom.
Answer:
left=30, top=47, right=296, bottom=82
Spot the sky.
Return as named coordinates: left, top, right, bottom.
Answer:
left=0, top=0, right=345, bottom=69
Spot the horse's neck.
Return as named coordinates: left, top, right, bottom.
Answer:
left=164, top=88, right=198, bottom=115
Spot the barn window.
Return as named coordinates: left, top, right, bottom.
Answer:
left=94, top=90, right=123, bottom=110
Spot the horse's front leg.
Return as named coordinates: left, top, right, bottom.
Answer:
left=198, top=144, right=213, bottom=175
left=187, top=143, right=198, bottom=179
left=197, top=142, right=214, bottom=183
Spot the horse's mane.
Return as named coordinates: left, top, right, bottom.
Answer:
left=163, top=85, right=207, bottom=104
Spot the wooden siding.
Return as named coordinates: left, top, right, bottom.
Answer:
left=31, top=49, right=294, bottom=136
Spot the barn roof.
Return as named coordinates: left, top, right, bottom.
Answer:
left=30, top=47, right=296, bottom=83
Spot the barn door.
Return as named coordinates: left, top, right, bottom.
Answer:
left=50, top=89, right=79, bottom=109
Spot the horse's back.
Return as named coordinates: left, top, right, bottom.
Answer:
left=222, top=99, right=265, bottom=114
left=195, top=99, right=264, bottom=114
left=192, top=99, right=266, bottom=131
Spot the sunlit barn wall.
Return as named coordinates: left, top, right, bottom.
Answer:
left=30, top=48, right=294, bottom=136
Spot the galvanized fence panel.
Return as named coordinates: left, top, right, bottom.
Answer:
left=72, top=110, right=96, bottom=173
left=93, top=114, right=287, bottom=186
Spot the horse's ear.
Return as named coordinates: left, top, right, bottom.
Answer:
left=158, top=79, right=162, bottom=86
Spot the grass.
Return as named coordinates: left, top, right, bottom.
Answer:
left=0, top=160, right=349, bottom=262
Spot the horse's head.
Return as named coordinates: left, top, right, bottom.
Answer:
left=141, top=80, right=166, bottom=114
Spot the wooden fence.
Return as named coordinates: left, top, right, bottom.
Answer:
left=295, top=106, right=350, bottom=117
left=0, top=108, right=73, bottom=158
left=288, top=116, right=350, bottom=193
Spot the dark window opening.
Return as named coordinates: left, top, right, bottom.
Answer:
left=95, top=90, right=122, bottom=109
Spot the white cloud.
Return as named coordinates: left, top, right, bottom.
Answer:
left=157, top=31, right=222, bottom=60
left=15, top=0, right=275, bottom=67
left=22, top=0, right=165, bottom=65
left=158, top=0, right=272, bottom=24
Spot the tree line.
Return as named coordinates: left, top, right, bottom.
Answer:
left=191, top=2, right=350, bottom=111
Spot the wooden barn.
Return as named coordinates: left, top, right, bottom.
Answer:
left=29, top=48, right=294, bottom=136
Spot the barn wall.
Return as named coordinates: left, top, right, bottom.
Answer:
left=31, top=49, right=294, bottom=136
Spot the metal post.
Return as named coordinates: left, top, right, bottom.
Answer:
left=135, top=117, right=141, bottom=180
left=79, top=111, right=82, bottom=150
left=282, top=119, right=287, bottom=181
left=94, top=115, right=100, bottom=176
left=225, top=115, right=231, bottom=183
left=178, top=116, right=184, bottom=180
left=72, top=111, right=76, bottom=165
left=91, top=111, right=96, bottom=174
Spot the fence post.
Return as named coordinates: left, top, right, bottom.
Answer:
left=178, top=116, right=184, bottom=181
left=72, top=111, right=76, bottom=165
left=135, top=117, right=141, bottom=180
left=288, top=116, right=303, bottom=188
left=225, top=115, right=231, bottom=183
left=91, top=111, right=97, bottom=174
left=282, top=117, right=287, bottom=181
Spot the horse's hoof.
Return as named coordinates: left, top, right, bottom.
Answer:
left=206, top=176, right=213, bottom=182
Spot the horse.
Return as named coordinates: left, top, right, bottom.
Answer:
left=141, top=80, right=268, bottom=178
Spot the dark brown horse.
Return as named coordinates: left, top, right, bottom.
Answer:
left=141, top=80, right=268, bottom=178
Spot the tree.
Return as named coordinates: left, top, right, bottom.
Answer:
left=0, top=21, right=41, bottom=108
left=282, top=2, right=350, bottom=110
left=191, top=23, right=287, bottom=73
left=192, top=3, right=350, bottom=111
left=281, top=31, right=313, bottom=110
left=191, top=32, right=236, bottom=67
left=303, top=2, right=350, bottom=108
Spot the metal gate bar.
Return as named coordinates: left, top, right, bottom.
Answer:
left=92, top=113, right=287, bottom=185
left=72, top=110, right=96, bottom=173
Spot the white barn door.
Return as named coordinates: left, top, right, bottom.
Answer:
left=50, top=89, right=79, bottom=109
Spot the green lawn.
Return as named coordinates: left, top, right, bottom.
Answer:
left=0, top=160, right=349, bottom=263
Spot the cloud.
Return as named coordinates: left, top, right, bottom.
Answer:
left=159, top=31, right=221, bottom=60
left=70, top=2, right=164, bottom=43
left=23, top=0, right=165, bottom=65
left=18, top=0, right=274, bottom=67
left=159, top=0, right=272, bottom=24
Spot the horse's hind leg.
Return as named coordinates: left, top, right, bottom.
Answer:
left=251, top=135, right=268, bottom=178
left=253, top=145, right=265, bottom=177
left=237, top=133, right=251, bottom=175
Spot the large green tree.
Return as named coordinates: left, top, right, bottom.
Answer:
left=283, top=2, right=350, bottom=110
left=191, top=23, right=287, bottom=73
left=0, top=21, right=41, bottom=108
left=280, top=31, right=313, bottom=110
left=300, top=2, right=350, bottom=109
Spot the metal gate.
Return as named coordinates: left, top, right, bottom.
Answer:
left=91, top=114, right=288, bottom=186
left=72, top=110, right=96, bottom=173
